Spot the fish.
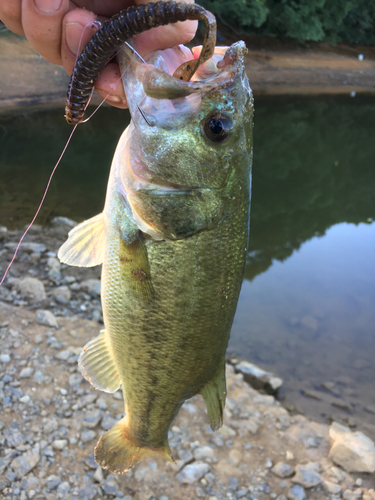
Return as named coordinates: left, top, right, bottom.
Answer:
left=58, top=36, right=253, bottom=473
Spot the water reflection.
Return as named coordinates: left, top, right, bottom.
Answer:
left=246, top=95, right=375, bottom=281
left=230, top=95, right=375, bottom=436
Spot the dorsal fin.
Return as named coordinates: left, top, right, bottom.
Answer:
left=58, top=213, right=105, bottom=267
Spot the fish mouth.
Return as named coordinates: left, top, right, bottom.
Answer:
left=118, top=41, right=247, bottom=130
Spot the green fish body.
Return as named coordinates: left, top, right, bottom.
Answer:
left=58, top=41, right=253, bottom=473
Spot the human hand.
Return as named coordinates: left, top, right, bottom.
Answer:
left=0, top=0, right=198, bottom=108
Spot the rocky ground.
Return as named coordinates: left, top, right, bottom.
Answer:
left=0, top=219, right=375, bottom=500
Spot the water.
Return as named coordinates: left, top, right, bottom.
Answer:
left=1, top=95, right=375, bottom=435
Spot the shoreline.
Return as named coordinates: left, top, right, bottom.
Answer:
left=1, top=34, right=375, bottom=114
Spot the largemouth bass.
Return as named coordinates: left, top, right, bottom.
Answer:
left=58, top=26, right=253, bottom=475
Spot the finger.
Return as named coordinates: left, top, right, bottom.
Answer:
left=133, top=0, right=198, bottom=57
left=94, top=63, right=128, bottom=109
left=61, top=8, right=97, bottom=74
left=134, top=20, right=198, bottom=58
left=0, top=0, right=24, bottom=35
left=21, top=0, right=70, bottom=64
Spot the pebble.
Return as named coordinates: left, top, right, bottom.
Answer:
left=343, top=489, right=363, bottom=500
left=0, top=353, right=11, bottom=363
left=218, top=424, right=236, bottom=439
left=329, top=422, right=375, bottom=473
left=292, top=464, right=321, bottom=488
left=193, top=446, right=216, bottom=461
left=235, top=360, right=283, bottom=395
left=19, top=367, right=34, bottom=378
left=93, top=466, right=104, bottom=483
left=10, top=445, right=40, bottom=477
left=272, top=462, right=294, bottom=478
left=81, top=279, right=101, bottom=297
left=8, top=277, right=46, bottom=302
left=288, top=485, right=307, bottom=500
left=176, top=461, right=211, bottom=484
left=52, top=439, right=68, bottom=450
left=102, top=475, right=118, bottom=495
left=51, top=285, right=71, bottom=304
left=36, top=309, right=58, bottom=328
left=101, top=413, right=117, bottom=430
left=45, top=474, right=61, bottom=490
left=81, top=429, right=96, bottom=443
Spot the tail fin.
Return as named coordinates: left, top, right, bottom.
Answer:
left=94, top=417, right=174, bottom=474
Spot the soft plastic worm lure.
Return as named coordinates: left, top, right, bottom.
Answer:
left=65, top=1, right=216, bottom=125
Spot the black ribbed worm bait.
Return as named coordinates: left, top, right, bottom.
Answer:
left=65, top=1, right=217, bottom=125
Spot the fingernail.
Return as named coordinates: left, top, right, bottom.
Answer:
left=34, top=0, right=62, bottom=14
left=65, top=22, right=84, bottom=55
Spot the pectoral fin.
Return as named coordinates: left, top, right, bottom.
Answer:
left=200, top=361, right=227, bottom=431
left=58, top=213, right=105, bottom=267
left=78, top=329, right=122, bottom=393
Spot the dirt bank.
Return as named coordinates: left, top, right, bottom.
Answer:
left=1, top=32, right=375, bottom=114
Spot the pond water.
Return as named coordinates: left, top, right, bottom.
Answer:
left=1, top=95, right=374, bottom=436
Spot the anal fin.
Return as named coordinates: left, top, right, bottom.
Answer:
left=78, top=329, right=121, bottom=393
left=58, top=213, right=105, bottom=267
left=200, top=361, right=227, bottom=431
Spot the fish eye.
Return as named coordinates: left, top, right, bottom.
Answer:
left=203, top=112, right=233, bottom=143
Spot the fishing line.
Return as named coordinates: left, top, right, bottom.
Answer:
left=1, top=32, right=140, bottom=284
left=0, top=20, right=111, bottom=285
left=0, top=124, right=78, bottom=286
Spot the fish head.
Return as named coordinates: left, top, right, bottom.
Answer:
left=117, top=41, right=253, bottom=240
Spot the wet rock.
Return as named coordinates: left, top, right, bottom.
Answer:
left=9, top=277, right=46, bottom=302
left=288, top=485, right=307, bottom=500
left=51, top=286, right=71, bottom=304
left=176, top=461, right=211, bottom=484
left=271, top=462, right=294, bottom=478
left=235, top=360, right=283, bottom=395
left=81, top=279, right=101, bottom=297
left=10, top=445, right=40, bottom=477
left=19, top=367, right=34, bottom=378
left=36, top=309, right=58, bottom=328
left=329, top=422, right=375, bottom=473
left=292, top=464, right=321, bottom=488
